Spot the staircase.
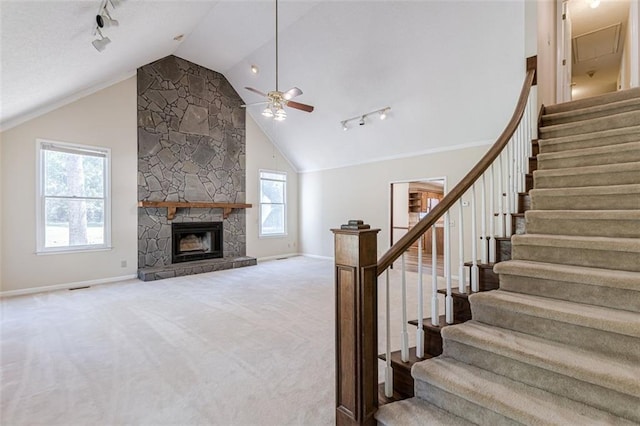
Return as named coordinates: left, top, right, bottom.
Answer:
left=376, top=88, right=640, bottom=425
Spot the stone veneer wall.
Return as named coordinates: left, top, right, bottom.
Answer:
left=137, top=55, right=246, bottom=268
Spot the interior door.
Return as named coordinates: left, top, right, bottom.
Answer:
left=557, top=0, right=572, bottom=102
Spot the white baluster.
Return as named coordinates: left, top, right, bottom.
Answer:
left=470, top=184, right=479, bottom=293
left=458, top=199, right=466, bottom=293
left=505, top=143, right=513, bottom=237
left=431, top=225, right=439, bottom=327
left=401, top=253, right=409, bottom=362
left=498, top=152, right=505, bottom=238
left=480, top=173, right=488, bottom=264
left=416, top=237, right=424, bottom=359
left=489, top=164, right=496, bottom=263
left=445, top=210, right=453, bottom=324
left=384, top=269, right=393, bottom=398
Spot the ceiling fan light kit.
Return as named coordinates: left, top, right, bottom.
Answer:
left=341, top=107, right=391, bottom=131
left=92, top=0, right=119, bottom=52
left=242, top=0, right=315, bottom=121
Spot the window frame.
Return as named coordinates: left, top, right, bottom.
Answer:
left=258, top=169, right=287, bottom=238
left=36, top=139, right=112, bottom=254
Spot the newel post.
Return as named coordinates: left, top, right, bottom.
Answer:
left=332, top=222, right=380, bottom=426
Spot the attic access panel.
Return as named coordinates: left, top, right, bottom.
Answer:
left=572, top=23, right=622, bottom=64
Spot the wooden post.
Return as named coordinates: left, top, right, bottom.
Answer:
left=332, top=224, right=380, bottom=426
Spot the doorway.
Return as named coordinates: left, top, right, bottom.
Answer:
left=390, top=178, right=445, bottom=275
left=558, top=0, right=633, bottom=101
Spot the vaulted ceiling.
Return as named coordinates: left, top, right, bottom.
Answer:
left=1, top=1, right=526, bottom=172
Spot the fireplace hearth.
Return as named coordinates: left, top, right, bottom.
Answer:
left=172, top=222, right=223, bottom=263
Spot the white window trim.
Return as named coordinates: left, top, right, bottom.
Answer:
left=36, top=139, right=112, bottom=254
left=258, top=169, right=287, bottom=238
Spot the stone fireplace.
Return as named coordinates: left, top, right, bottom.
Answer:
left=137, top=55, right=256, bottom=281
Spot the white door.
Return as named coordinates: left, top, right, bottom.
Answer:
left=557, top=0, right=573, bottom=102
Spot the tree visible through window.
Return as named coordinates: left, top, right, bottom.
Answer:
left=259, top=170, right=286, bottom=236
left=37, top=140, right=110, bottom=252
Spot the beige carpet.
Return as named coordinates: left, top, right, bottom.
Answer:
left=1, top=256, right=442, bottom=425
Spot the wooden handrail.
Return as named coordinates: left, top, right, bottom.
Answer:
left=377, top=60, right=536, bottom=274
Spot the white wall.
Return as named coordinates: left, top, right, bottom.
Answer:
left=245, top=116, right=299, bottom=260
left=0, top=77, right=138, bottom=295
left=299, top=144, right=490, bottom=266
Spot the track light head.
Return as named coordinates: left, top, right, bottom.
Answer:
left=359, top=116, right=365, bottom=126
left=341, top=121, right=348, bottom=131
left=92, top=28, right=110, bottom=52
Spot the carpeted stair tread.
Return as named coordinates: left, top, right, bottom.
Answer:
left=530, top=183, right=640, bottom=210
left=542, top=97, right=640, bottom=126
left=537, top=141, right=640, bottom=169
left=524, top=210, right=640, bottom=237
left=539, top=110, right=640, bottom=139
left=412, top=357, right=635, bottom=425
left=538, top=125, right=640, bottom=154
left=532, top=161, right=640, bottom=188
left=511, top=233, right=640, bottom=271
left=544, top=87, right=640, bottom=114
left=543, top=87, right=640, bottom=115
left=495, top=260, right=640, bottom=312
left=494, top=260, right=640, bottom=292
left=375, top=397, right=474, bottom=426
left=469, top=290, right=640, bottom=339
left=442, top=321, right=640, bottom=397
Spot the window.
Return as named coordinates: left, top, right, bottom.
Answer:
left=37, top=140, right=111, bottom=253
left=259, top=170, right=286, bottom=237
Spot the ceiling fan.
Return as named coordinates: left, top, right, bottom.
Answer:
left=242, top=0, right=314, bottom=121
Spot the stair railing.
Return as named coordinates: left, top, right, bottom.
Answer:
left=333, top=56, right=537, bottom=425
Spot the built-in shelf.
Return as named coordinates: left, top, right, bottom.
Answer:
left=138, top=201, right=252, bottom=220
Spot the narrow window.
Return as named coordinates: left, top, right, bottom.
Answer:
left=259, top=170, right=287, bottom=237
left=36, top=140, right=111, bottom=253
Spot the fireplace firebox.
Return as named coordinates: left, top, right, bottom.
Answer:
left=172, top=222, right=223, bottom=263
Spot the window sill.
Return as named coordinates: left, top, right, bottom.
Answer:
left=36, top=246, right=113, bottom=255
left=259, top=233, right=288, bottom=239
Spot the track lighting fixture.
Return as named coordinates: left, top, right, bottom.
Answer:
left=92, top=0, right=119, bottom=52
left=340, top=107, right=391, bottom=131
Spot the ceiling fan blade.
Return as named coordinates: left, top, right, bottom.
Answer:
left=244, top=87, right=268, bottom=97
left=241, top=101, right=270, bottom=108
left=286, top=100, right=314, bottom=113
left=282, top=87, right=303, bottom=100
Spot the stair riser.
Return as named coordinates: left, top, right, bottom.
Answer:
left=518, top=193, right=531, bottom=213
left=513, top=216, right=525, bottom=235
left=525, top=174, right=533, bottom=192
left=496, top=239, right=512, bottom=262
left=512, top=244, right=640, bottom=272
left=539, top=131, right=640, bottom=154
left=414, top=382, right=515, bottom=426
left=525, top=217, right=640, bottom=238
left=531, top=192, right=640, bottom=210
left=498, top=274, right=640, bottom=313
left=542, top=102, right=640, bottom=126
left=533, top=169, right=640, bottom=189
left=470, top=302, right=640, bottom=363
left=538, top=149, right=640, bottom=170
left=442, top=340, right=640, bottom=423
left=539, top=111, right=640, bottom=139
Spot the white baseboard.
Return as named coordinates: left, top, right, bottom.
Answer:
left=256, top=253, right=301, bottom=262
left=0, top=274, right=139, bottom=298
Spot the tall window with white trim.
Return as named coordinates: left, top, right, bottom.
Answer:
left=37, top=140, right=111, bottom=253
left=259, top=170, right=287, bottom=237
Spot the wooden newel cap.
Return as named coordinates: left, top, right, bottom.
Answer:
left=331, top=220, right=380, bottom=234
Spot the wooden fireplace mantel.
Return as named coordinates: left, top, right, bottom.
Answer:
left=138, top=201, right=252, bottom=220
